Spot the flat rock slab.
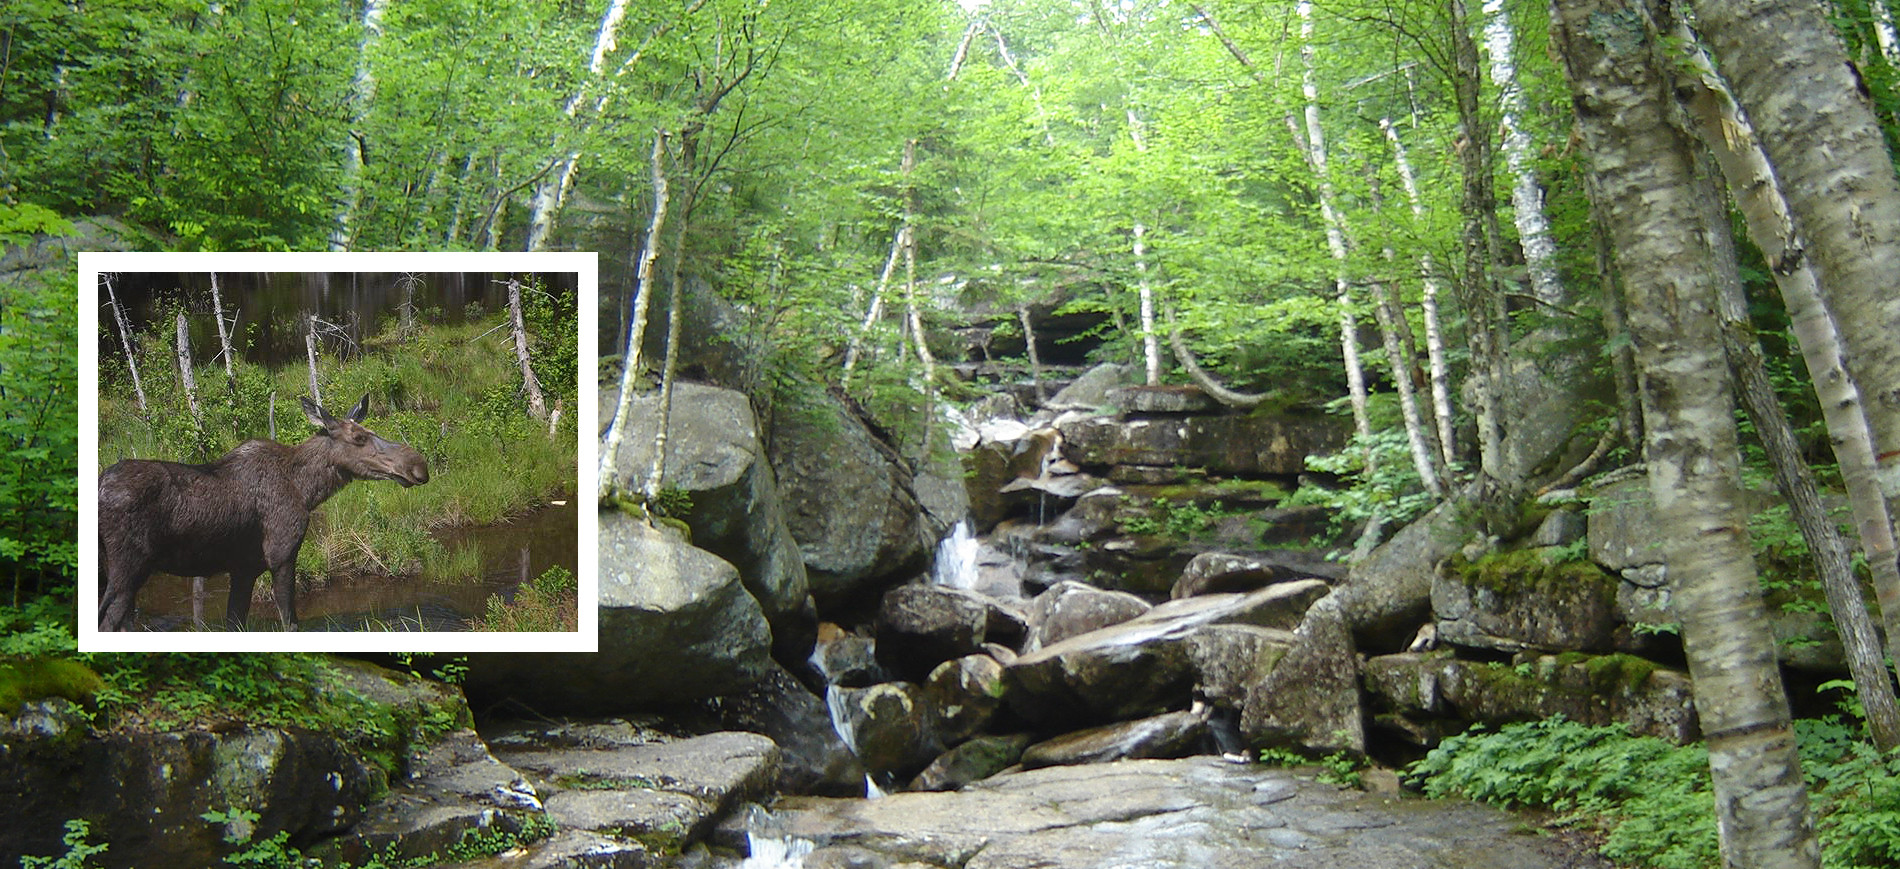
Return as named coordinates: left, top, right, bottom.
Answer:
left=750, top=757, right=1608, bottom=869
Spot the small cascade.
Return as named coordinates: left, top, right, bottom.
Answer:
left=737, top=805, right=815, bottom=869
left=811, top=643, right=887, bottom=798
left=932, top=519, right=981, bottom=590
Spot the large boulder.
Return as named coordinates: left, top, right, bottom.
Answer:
left=924, top=655, right=1009, bottom=745
left=463, top=513, right=772, bottom=711
left=1022, top=581, right=1152, bottom=652
left=1432, top=551, right=1621, bottom=654
left=674, top=661, right=869, bottom=797
left=1363, top=651, right=1699, bottom=745
left=1018, top=711, right=1207, bottom=769
left=769, top=388, right=931, bottom=605
left=829, top=682, right=941, bottom=782
left=318, top=729, right=549, bottom=866
left=875, top=585, right=996, bottom=682
left=1045, top=363, right=1137, bottom=411
left=1334, top=494, right=1472, bottom=653
left=1055, top=411, right=1344, bottom=477
left=635, top=274, right=761, bottom=390
left=909, top=734, right=1034, bottom=792
left=1005, top=581, right=1330, bottom=729
left=1235, top=595, right=1364, bottom=755
left=603, top=381, right=814, bottom=662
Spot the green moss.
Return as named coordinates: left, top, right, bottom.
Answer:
left=1583, top=653, right=1661, bottom=695
left=1447, top=549, right=1614, bottom=595
left=0, top=659, right=105, bottom=713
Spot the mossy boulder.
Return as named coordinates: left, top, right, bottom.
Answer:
left=1363, top=651, right=1698, bottom=746
left=1432, top=549, right=1620, bottom=654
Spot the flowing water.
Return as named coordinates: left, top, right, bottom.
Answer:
left=931, top=519, right=981, bottom=590
left=130, top=500, right=577, bottom=632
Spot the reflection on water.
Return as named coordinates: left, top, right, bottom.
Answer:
left=132, top=500, right=578, bottom=632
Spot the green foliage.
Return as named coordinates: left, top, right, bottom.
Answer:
left=200, top=805, right=555, bottom=869
left=1116, top=495, right=1235, bottom=539
left=1289, top=425, right=1440, bottom=541
left=1409, top=716, right=1900, bottom=868
left=19, top=819, right=108, bottom=869
left=470, top=566, right=577, bottom=633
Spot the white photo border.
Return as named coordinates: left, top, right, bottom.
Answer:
left=78, top=251, right=598, bottom=653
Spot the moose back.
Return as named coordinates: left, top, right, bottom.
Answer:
left=98, top=395, right=430, bottom=631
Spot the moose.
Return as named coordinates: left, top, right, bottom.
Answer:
left=98, top=394, right=430, bottom=631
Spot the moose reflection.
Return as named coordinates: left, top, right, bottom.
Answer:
left=98, top=394, right=430, bottom=631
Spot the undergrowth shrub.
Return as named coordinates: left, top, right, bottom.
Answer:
left=1407, top=716, right=1900, bottom=868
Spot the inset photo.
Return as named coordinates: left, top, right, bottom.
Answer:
left=79, top=252, right=596, bottom=653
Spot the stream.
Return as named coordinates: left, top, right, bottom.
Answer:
left=130, top=499, right=577, bottom=632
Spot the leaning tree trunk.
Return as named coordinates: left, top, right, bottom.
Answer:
left=598, top=131, right=671, bottom=505
left=304, top=317, right=323, bottom=408
left=1696, top=0, right=1900, bottom=513
left=1480, top=0, right=1564, bottom=309
left=1449, top=0, right=1505, bottom=480
left=1701, top=171, right=1900, bottom=750
left=1381, top=117, right=1458, bottom=468
left=1017, top=306, right=1047, bottom=404
left=103, top=274, right=148, bottom=414
left=507, top=277, right=549, bottom=422
left=1552, top=1, right=1821, bottom=865
left=526, top=0, right=632, bottom=251
left=1674, top=22, right=1900, bottom=686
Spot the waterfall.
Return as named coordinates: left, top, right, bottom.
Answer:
left=738, top=805, right=815, bottom=869
left=822, top=684, right=886, bottom=798
left=932, top=519, right=981, bottom=590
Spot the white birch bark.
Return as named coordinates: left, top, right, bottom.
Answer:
left=175, top=313, right=202, bottom=427
left=208, top=272, right=235, bottom=380
left=1696, top=0, right=1900, bottom=509
left=331, top=0, right=388, bottom=251
left=1381, top=117, right=1457, bottom=469
left=507, top=278, right=548, bottom=422
left=1124, top=108, right=1161, bottom=386
left=1675, top=31, right=1900, bottom=675
left=598, top=132, right=670, bottom=504
left=304, top=318, right=322, bottom=408
left=842, top=226, right=905, bottom=383
left=1552, top=1, right=1821, bottom=863
left=103, top=275, right=149, bottom=414
left=988, top=26, right=1057, bottom=147
left=1299, top=0, right=1374, bottom=475
left=1872, top=0, right=1900, bottom=69
left=1480, top=0, right=1564, bottom=309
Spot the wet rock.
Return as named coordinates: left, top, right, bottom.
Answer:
left=1046, top=363, right=1138, bottom=411
left=962, top=429, right=1062, bottom=531
left=322, top=729, right=545, bottom=866
left=601, top=382, right=813, bottom=663
left=1109, top=384, right=1219, bottom=415
left=1055, top=411, right=1344, bottom=477
left=3, top=723, right=378, bottom=869
left=1019, top=711, right=1207, bottom=769
left=1238, top=595, right=1364, bottom=755
left=1431, top=551, right=1620, bottom=654
left=924, top=655, right=1008, bottom=745
left=675, top=661, right=868, bottom=797
left=749, top=757, right=1608, bottom=869
left=1172, top=552, right=1303, bottom=600
left=1333, top=494, right=1470, bottom=653
left=910, top=733, right=1035, bottom=792
left=1363, top=651, right=1698, bottom=745
left=811, top=630, right=888, bottom=688
left=770, top=387, right=930, bottom=605
left=1023, top=581, right=1151, bottom=653
left=1006, top=581, right=1329, bottom=729
left=830, top=683, right=940, bottom=782
left=1184, top=625, right=1294, bottom=709
left=493, top=729, right=779, bottom=856
left=463, top=515, right=772, bottom=711
left=875, top=585, right=994, bottom=681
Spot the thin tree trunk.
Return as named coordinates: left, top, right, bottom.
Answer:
left=507, top=277, right=548, bottom=422
left=1693, top=140, right=1900, bottom=747
left=645, top=209, right=689, bottom=505
left=947, top=18, right=982, bottom=80
left=842, top=226, right=905, bottom=384
left=1552, top=1, right=1821, bottom=864
left=208, top=273, right=234, bottom=380
left=1018, top=305, right=1046, bottom=404
left=526, top=0, right=632, bottom=251
left=1675, top=26, right=1900, bottom=675
left=599, top=131, right=670, bottom=505
left=1369, top=162, right=1447, bottom=497
left=331, top=0, right=388, bottom=251
left=1298, top=0, right=1374, bottom=476
left=1382, top=117, right=1458, bottom=469
left=1450, top=0, right=1504, bottom=479
left=1165, top=304, right=1269, bottom=408
left=304, top=317, right=322, bottom=408
left=989, top=26, right=1057, bottom=147
left=103, top=274, right=148, bottom=414
left=1126, top=108, right=1161, bottom=386
left=1696, top=0, right=1900, bottom=512
left=1480, top=0, right=1564, bottom=309
left=175, top=313, right=202, bottom=428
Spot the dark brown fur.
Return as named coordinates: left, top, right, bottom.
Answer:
left=98, top=395, right=429, bottom=631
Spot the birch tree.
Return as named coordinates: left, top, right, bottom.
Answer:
left=330, top=0, right=388, bottom=251
left=1552, top=0, right=1820, bottom=863
left=1696, top=0, right=1900, bottom=510
left=1381, top=117, right=1458, bottom=469
left=1480, top=0, right=1564, bottom=309
left=598, top=132, right=670, bottom=505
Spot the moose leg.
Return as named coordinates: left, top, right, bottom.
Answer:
left=269, top=564, right=299, bottom=631
left=227, top=569, right=262, bottom=630
left=99, top=565, right=142, bottom=632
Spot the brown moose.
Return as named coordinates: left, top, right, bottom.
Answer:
left=98, top=394, right=430, bottom=631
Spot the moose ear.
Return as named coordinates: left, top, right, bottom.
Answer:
left=348, top=394, right=371, bottom=422
left=300, top=396, right=331, bottom=429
